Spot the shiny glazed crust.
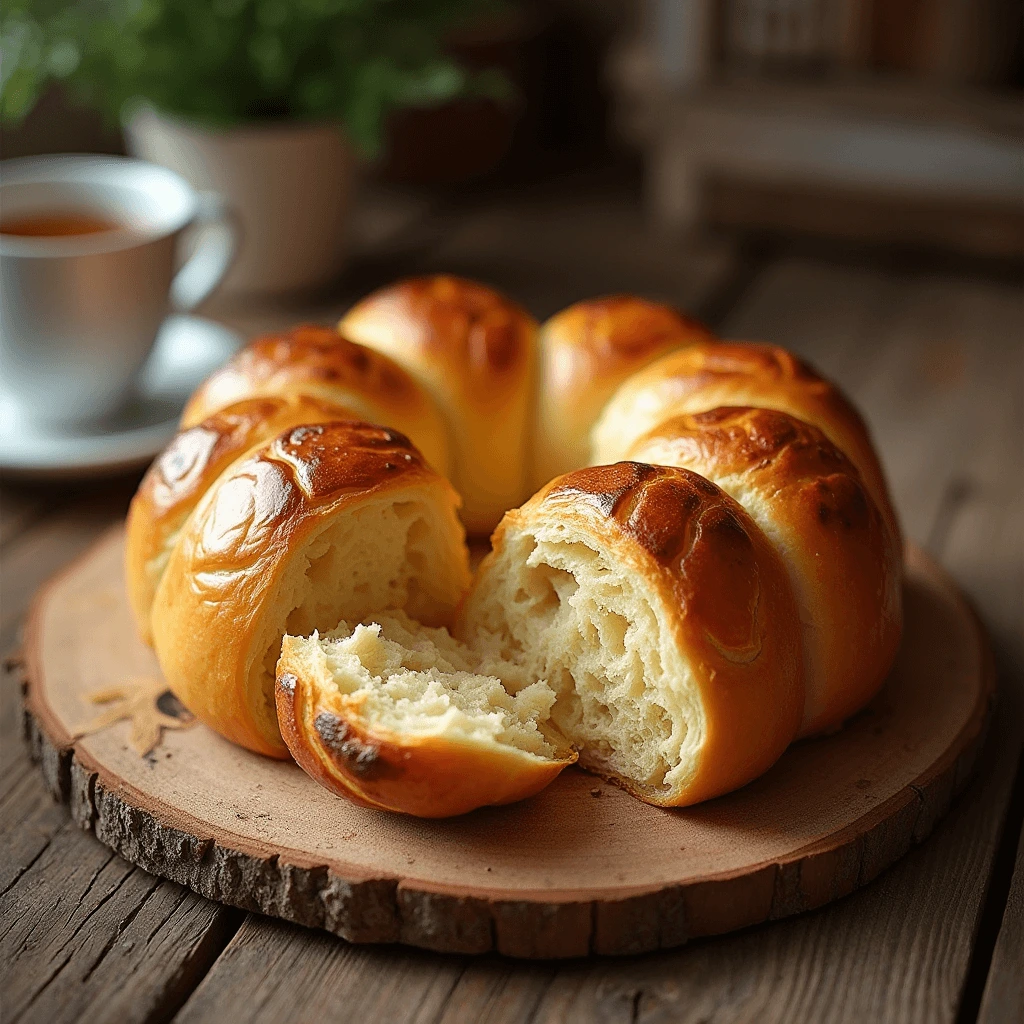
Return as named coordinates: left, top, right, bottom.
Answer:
left=592, top=341, right=900, bottom=547
left=470, top=462, right=805, bottom=807
left=532, top=296, right=715, bottom=489
left=340, top=275, right=538, bottom=534
left=274, top=659, right=576, bottom=818
left=149, top=421, right=469, bottom=758
left=627, top=408, right=903, bottom=736
left=179, top=324, right=450, bottom=476
left=125, top=395, right=354, bottom=646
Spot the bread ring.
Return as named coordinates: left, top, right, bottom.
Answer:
left=131, top=280, right=903, bottom=815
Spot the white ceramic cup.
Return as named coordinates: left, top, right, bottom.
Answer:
left=0, top=154, right=237, bottom=425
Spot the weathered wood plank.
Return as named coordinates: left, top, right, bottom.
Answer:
left=175, top=918, right=468, bottom=1024
left=979, top=815, right=1024, bottom=1024
left=0, top=811, right=237, bottom=1024
left=1, top=503, right=240, bottom=1024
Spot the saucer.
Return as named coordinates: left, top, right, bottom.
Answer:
left=0, top=315, right=242, bottom=478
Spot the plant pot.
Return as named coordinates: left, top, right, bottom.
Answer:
left=124, top=106, right=353, bottom=295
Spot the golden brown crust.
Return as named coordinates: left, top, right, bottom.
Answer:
left=275, top=665, right=575, bottom=817
left=533, top=296, right=715, bottom=487
left=125, top=395, right=355, bottom=645
left=592, top=341, right=901, bottom=548
left=627, top=407, right=902, bottom=735
left=341, top=276, right=536, bottom=400
left=340, top=276, right=538, bottom=533
left=492, top=462, right=804, bottom=807
left=179, top=324, right=450, bottom=476
left=150, top=421, right=468, bottom=758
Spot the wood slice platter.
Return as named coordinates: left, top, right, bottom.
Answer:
left=23, top=528, right=994, bottom=958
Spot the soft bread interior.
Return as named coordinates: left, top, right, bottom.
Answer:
left=284, top=611, right=563, bottom=759
left=458, top=521, right=704, bottom=797
left=287, top=513, right=706, bottom=798
left=252, top=487, right=469, bottom=725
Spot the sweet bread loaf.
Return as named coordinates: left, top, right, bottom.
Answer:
left=149, top=421, right=470, bottom=757
left=626, top=407, right=902, bottom=736
left=128, top=276, right=903, bottom=815
left=531, top=296, right=714, bottom=490
left=591, top=341, right=900, bottom=546
left=340, top=276, right=537, bottom=534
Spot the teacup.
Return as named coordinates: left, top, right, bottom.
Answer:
left=0, top=154, right=237, bottom=426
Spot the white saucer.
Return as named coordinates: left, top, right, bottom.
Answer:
left=0, top=315, right=242, bottom=479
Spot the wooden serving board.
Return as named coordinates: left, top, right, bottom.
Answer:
left=23, top=528, right=993, bottom=959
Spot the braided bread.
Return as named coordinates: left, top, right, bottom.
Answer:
left=127, top=275, right=902, bottom=814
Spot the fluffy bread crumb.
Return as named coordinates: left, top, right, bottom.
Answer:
left=297, top=611, right=559, bottom=758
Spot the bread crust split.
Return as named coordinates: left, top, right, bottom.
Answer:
left=149, top=421, right=470, bottom=758
left=592, top=340, right=901, bottom=550
left=180, top=323, right=451, bottom=476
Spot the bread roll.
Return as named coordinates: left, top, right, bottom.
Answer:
left=276, top=612, right=575, bottom=817
left=591, top=341, right=900, bottom=545
left=180, top=324, right=450, bottom=477
left=150, top=421, right=471, bottom=758
left=340, top=275, right=538, bottom=534
left=627, top=408, right=902, bottom=736
left=532, top=296, right=714, bottom=489
left=458, top=462, right=804, bottom=807
left=126, top=395, right=350, bottom=645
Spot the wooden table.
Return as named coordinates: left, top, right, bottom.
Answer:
left=2, top=176, right=1022, bottom=1024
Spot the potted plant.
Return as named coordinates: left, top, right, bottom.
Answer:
left=1, top=0, right=510, bottom=294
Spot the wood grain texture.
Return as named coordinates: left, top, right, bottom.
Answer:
left=0, top=816, right=236, bottom=1024
left=979, top=816, right=1024, bottom=1024
left=24, top=528, right=992, bottom=959
left=0, top=497, right=241, bottom=1024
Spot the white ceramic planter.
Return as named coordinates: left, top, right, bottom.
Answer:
left=125, top=106, right=353, bottom=295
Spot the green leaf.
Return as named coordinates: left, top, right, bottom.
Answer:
left=0, top=0, right=513, bottom=152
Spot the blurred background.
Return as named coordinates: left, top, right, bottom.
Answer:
left=0, top=0, right=1021, bottom=491
left=4, top=0, right=1021, bottom=296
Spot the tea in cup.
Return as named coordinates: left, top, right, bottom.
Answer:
left=0, top=155, right=237, bottom=426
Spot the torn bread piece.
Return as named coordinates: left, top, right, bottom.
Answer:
left=276, top=611, right=576, bottom=817
left=458, top=462, right=804, bottom=808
